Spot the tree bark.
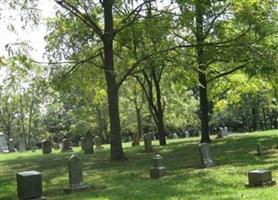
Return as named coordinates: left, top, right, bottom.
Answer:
left=103, top=0, right=126, bottom=161
left=196, top=0, right=211, bottom=143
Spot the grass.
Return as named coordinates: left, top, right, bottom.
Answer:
left=1, top=130, right=278, bottom=199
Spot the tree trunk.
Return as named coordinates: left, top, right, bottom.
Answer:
left=103, top=0, right=126, bottom=161
left=196, top=0, right=211, bottom=143
left=133, top=107, right=142, bottom=146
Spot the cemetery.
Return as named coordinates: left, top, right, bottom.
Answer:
left=1, top=130, right=278, bottom=199
left=1, top=0, right=278, bottom=199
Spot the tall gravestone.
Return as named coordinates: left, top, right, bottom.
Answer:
left=84, top=134, right=94, bottom=154
left=16, top=171, right=45, bottom=199
left=8, top=138, right=16, bottom=152
left=64, top=155, right=88, bottom=193
left=61, top=138, right=73, bottom=152
left=144, top=133, right=153, bottom=153
left=199, top=143, right=214, bottom=168
left=42, top=139, right=52, bottom=154
left=94, top=136, right=102, bottom=149
left=18, top=136, right=26, bottom=152
left=150, top=154, right=166, bottom=178
left=80, top=137, right=85, bottom=151
left=0, top=133, right=9, bottom=153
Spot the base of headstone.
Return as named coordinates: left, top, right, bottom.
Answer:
left=150, top=167, right=166, bottom=179
left=64, top=184, right=88, bottom=193
left=246, top=170, right=276, bottom=187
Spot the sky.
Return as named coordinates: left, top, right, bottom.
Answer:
left=0, top=0, right=55, bottom=62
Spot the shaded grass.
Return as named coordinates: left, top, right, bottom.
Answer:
left=1, top=130, right=278, bottom=199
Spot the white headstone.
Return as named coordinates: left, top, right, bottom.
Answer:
left=0, top=133, right=9, bottom=153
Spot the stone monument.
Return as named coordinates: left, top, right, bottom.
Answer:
left=84, top=133, right=94, bottom=154
left=16, top=170, right=45, bottom=199
left=61, top=138, right=73, bottom=152
left=143, top=133, right=153, bottom=153
left=64, top=155, right=88, bottom=193
left=8, top=138, right=16, bottom=152
left=41, top=139, right=52, bottom=154
left=199, top=143, right=214, bottom=168
left=247, top=170, right=276, bottom=187
left=150, top=154, right=166, bottom=179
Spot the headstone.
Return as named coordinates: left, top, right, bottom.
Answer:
left=8, top=138, right=16, bottom=152
left=80, top=137, right=85, bottom=151
left=173, top=133, right=178, bottom=139
left=247, top=170, right=276, bottom=187
left=16, top=171, right=45, bottom=199
left=94, top=136, right=102, bottom=149
left=64, top=155, right=88, bottom=193
left=150, top=154, right=166, bottom=179
left=256, top=143, right=263, bottom=156
left=41, top=139, right=52, bottom=154
left=143, top=133, right=153, bottom=153
left=61, top=139, right=73, bottom=152
left=0, top=133, right=9, bottom=153
left=223, top=127, right=229, bottom=136
left=18, top=136, right=26, bottom=152
left=83, top=134, right=94, bottom=154
left=199, top=143, right=214, bottom=168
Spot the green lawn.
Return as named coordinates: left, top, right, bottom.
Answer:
left=1, top=130, right=278, bottom=200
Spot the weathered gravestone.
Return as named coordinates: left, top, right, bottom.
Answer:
left=150, top=154, right=166, bottom=179
left=42, top=139, right=52, bottom=154
left=217, top=127, right=229, bottom=138
left=247, top=170, right=276, bottom=187
left=143, top=133, right=153, bottom=153
left=199, top=143, right=214, bottom=168
left=18, top=136, right=26, bottom=152
left=173, top=133, right=178, bottom=139
left=80, top=137, right=85, bottom=151
left=64, top=155, right=88, bottom=193
left=8, top=138, right=16, bottom=152
left=16, top=171, right=45, bottom=200
left=0, top=133, right=9, bottom=153
left=94, top=136, right=102, bottom=149
left=61, top=139, right=73, bottom=152
left=83, top=134, right=94, bottom=154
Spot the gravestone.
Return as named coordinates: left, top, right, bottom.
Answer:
left=256, top=143, right=263, bottom=156
left=150, top=154, right=166, bottom=179
left=173, top=133, right=178, bottom=139
left=8, top=138, right=16, bottom=152
left=80, top=137, right=85, bottom=151
left=18, top=136, right=26, bottom=152
left=247, top=170, right=276, bottom=187
left=16, top=171, right=45, bottom=199
left=199, top=143, right=214, bottom=168
left=143, top=133, right=153, bottom=153
left=41, top=139, right=52, bottom=154
left=83, top=134, right=94, bottom=154
left=94, top=136, right=102, bottom=149
left=0, top=133, right=9, bottom=153
left=64, top=155, right=88, bottom=193
left=61, top=139, right=73, bottom=152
